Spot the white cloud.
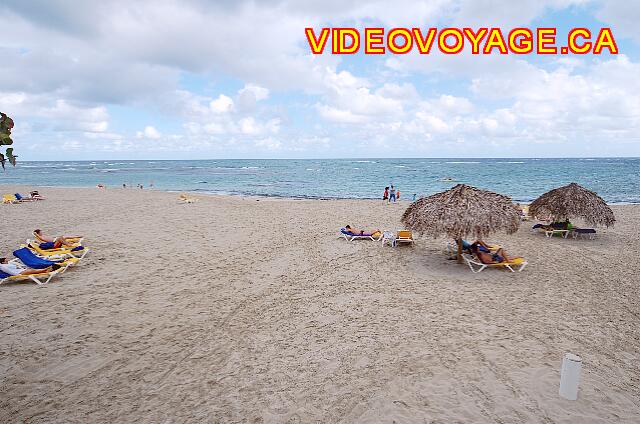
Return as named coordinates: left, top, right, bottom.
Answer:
left=596, top=0, right=640, bottom=43
left=0, top=0, right=639, bottom=158
left=136, top=125, right=161, bottom=139
left=209, top=94, right=234, bottom=113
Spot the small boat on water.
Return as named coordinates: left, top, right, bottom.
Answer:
left=439, top=177, right=457, bottom=182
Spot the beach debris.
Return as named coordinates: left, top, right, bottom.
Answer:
left=559, top=353, right=582, bottom=400
left=529, top=182, right=615, bottom=227
left=401, top=184, right=520, bottom=262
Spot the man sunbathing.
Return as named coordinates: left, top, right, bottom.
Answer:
left=344, top=225, right=381, bottom=236
left=34, top=229, right=82, bottom=248
left=0, top=257, right=59, bottom=276
left=470, top=243, right=520, bottom=264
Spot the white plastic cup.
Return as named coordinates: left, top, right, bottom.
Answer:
left=559, top=353, right=582, bottom=400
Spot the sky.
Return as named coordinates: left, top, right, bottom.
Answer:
left=0, top=0, right=639, bottom=160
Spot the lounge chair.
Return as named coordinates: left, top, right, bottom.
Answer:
left=532, top=223, right=569, bottom=238
left=0, top=268, right=60, bottom=286
left=13, top=247, right=79, bottom=270
left=462, top=253, right=528, bottom=273
left=380, top=231, right=396, bottom=247
left=340, top=228, right=382, bottom=241
left=178, top=193, right=198, bottom=203
left=2, top=194, right=19, bottom=204
left=33, top=231, right=84, bottom=245
left=396, top=230, right=414, bottom=245
left=24, top=241, right=89, bottom=260
left=14, top=193, right=37, bottom=202
left=571, top=228, right=597, bottom=240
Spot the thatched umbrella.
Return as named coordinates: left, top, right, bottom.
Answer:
left=529, top=182, right=615, bottom=227
left=401, top=184, right=521, bottom=262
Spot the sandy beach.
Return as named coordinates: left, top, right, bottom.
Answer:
left=0, top=185, right=638, bottom=423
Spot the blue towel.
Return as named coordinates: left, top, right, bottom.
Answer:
left=14, top=247, right=60, bottom=269
left=14, top=193, right=23, bottom=200
left=0, top=271, right=11, bottom=279
left=72, top=245, right=84, bottom=251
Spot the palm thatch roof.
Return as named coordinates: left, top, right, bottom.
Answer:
left=529, top=182, right=615, bottom=227
left=401, top=184, right=521, bottom=241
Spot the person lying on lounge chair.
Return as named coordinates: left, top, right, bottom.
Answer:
left=464, top=240, right=495, bottom=253
left=470, top=244, right=520, bottom=265
left=344, top=225, right=381, bottom=236
left=34, top=229, right=83, bottom=248
left=0, top=257, right=60, bottom=276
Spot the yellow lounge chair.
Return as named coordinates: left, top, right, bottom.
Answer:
left=23, top=241, right=89, bottom=260
left=1, top=249, right=79, bottom=285
left=178, top=193, right=199, bottom=203
left=462, top=253, right=528, bottom=273
left=2, top=194, right=19, bottom=204
left=396, top=230, right=414, bottom=245
left=521, top=205, right=532, bottom=221
left=0, top=268, right=61, bottom=285
left=32, top=231, right=83, bottom=246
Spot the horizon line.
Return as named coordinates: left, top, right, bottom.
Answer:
left=13, top=156, right=640, bottom=162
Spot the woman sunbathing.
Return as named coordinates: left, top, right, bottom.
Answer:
left=470, top=244, right=520, bottom=264
left=34, top=229, right=82, bottom=248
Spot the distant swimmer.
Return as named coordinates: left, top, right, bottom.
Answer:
left=440, top=177, right=457, bottom=182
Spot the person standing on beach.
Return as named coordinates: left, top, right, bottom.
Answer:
left=396, top=188, right=400, bottom=201
left=389, top=185, right=396, bottom=203
left=383, top=187, right=389, bottom=201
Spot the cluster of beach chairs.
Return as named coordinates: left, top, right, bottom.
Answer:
left=531, top=222, right=597, bottom=240
left=339, top=227, right=414, bottom=247
left=0, top=231, right=88, bottom=286
left=340, top=227, right=529, bottom=274
left=2, top=191, right=44, bottom=204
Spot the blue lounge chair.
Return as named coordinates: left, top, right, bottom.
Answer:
left=14, top=193, right=36, bottom=202
left=13, top=247, right=78, bottom=272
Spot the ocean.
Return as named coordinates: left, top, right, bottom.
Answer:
left=2, top=158, right=639, bottom=203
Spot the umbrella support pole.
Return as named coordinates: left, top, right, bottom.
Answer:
left=456, top=238, right=463, bottom=263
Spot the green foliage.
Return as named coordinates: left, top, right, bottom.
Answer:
left=0, top=112, right=16, bottom=169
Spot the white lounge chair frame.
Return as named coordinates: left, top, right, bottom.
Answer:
left=380, top=231, right=396, bottom=247
left=462, top=253, right=528, bottom=273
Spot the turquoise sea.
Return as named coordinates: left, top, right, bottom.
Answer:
left=2, top=158, right=639, bottom=203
